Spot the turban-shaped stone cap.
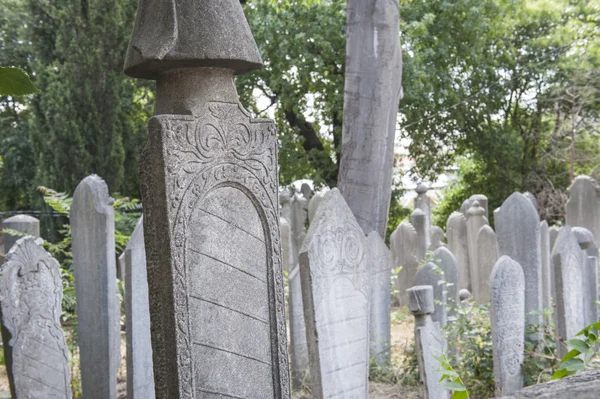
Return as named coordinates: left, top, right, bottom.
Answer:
left=124, top=0, right=263, bottom=79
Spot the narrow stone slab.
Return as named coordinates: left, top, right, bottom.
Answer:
left=288, top=265, right=309, bottom=389
left=552, top=226, right=586, bottom=358
left=572, top=227, right=598, bottom=325
left=414, top=262, right=447, bottom=327
left=566, top=176, right=600, bottom=245
left=299, top=189, right=369, bottom=399
left=71, top=175, right=120, bottom=399
left=549, top=225, right=560, bottom=253
left=290, top=193, right=308, bottom=269
left=390, top=221, right=418, bottom=307
left=280, top=217, right=291, bottom=274
left=407, top=286, right=449, bottom=399
left=0, top=237, right=72, bottom=399
left=411, top=209, right=430, bottom=262
left=367, top=232, right=392, bottom=366
left=496, top=192, right=543, bottom=330
left=476, top=225, right=499, bottom=304
left=490, top=256, right=525, bottom=396
left=447, top=212, right=470, bottom=291
left=432, top=246, right=459, bottom=307
left=125, top=217, right=155, bottom=399
left=540, top=221, right=552, bottom=310
left=466, top=200, right=488, bottom=302
left=429, top=226, right=446, bottom=251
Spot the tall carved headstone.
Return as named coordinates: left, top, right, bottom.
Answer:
left=432, top=246, right=459, bottom=307
left=412, top=208, right=430, bottom=261
left=414, top=262, right=448, bottom=327
left=496, top=192, right=543, bottom=330
left=288, top=265, right=308, bottom=389
left=407, top=286, right=449, bottom=399
left=476, top=225, right=499, bottom=304
left=466, top=200, right=488, bottom=301
left=125, top=218, right=155, bottom=399
left=390, top=221, right=418, bottom=307
left=572, top=227, right=598, bottom=325
left=71, top=175, right=120, bottom=399
left=552, top=227, right=586, bottom=358
left=0, top=237, right=71, bottom=399
left=540, top=221, right=552, bottom=310
left=124, top=2, right=291, bottom=396
left=490, top=256, right=525, bottom=396
left=566, top=176, right=600, bottom=245
left=368, top=231, right=392, bottom=367
left=447, top=212, right=470, bottom=291
left=299, top=189, right=369, bottom=398
left=469, top=194, right=489, bottom=220
left=429, top=226, right=446, bottom=251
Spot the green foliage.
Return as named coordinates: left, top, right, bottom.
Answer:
left=0, top=67, right=40, bottom=95
left=552, top=321, right=600, bottom=380
left=523, top=309, right=559, bottom=385
left=435, top=353, right=470, bottom=399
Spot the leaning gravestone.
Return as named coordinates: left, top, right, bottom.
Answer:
left=71, top=175, right=120, bottom=399
left=299, top=189, right=369, bottom=398
left=125, top=217, right=155, bottom=399
left=447, top=212, right=470, bottom=291
left=289, top=265, right=309, bottom=389
left=566, top=176, right=600, bottom=245
left=390, top=221, right=418, bottom=307
left=414, top=262, right=448, bottom=327
left=466, top=200, right=488, bottom=301
left=496, top=192, right=543, bottom=331
left=407, top=286, right=449, bottom=399
left=0, top=237, right=71, bottom=399
left=540, top=221, right=552, bottom=310
left=476, top=225, right=499, bottom=304
left=124, top=1, right=291, bottom=396
left=490, top=255, right=525, bottom=396
left=412, top=208, right=430, bottom=261
left=368, top=232, right=392, bottom=367
left=552, top=227, right=586, bottom=358
left=572, top=227, right=598, bottom=326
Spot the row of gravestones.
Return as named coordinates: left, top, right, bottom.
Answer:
left=0, top=175, right=153, bottom=399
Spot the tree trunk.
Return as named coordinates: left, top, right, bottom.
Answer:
left=337, top=0, right=403, bottom=237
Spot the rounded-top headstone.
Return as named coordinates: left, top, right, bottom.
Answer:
left=572, top=227, right=595, bottom=250
left=466, top=200, right=485, bottom=218
left=407, top=285, right=435, bottom=315
left=2, top=214, right=40, bottom=254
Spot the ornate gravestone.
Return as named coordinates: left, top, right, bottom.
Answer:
left=469, top=194, right=489, bottom=220
left=490, top=256, right=525, bottom=396
left=552, top=227, right=586, bottom=358
left=390, top=221, right=418, bottom=307
left=496, top=192, right=543, bottom=331
left=0, top=237, right=71, bottom=399
left=414, top=262, right=448, bottom=327
left=123, top=2, right=290, bottom=395
left=566, top=176, right=600, bottom=245
left=288, top=265, right=309, bottom=390
left=540, top=221, right=552, bottom=310
left=299, top=189, right=369, bottom=399
left=476, top=225, right=499, bottom=304
left=71, top=175, right=121, bottom=399
left=411, top=209, right=430, bottom=261
left=572, top=227, right=598, bottom=325
left=466, top=200, right=488, bottom=301
left=367, top=232, right=392, bottom=366
left=447, top=212, right=470, bottom=291
left=407, top=286, right=449, bottom=399
left=125, top=218, right=155, bottom=399
left=429, top=226, right=446, bottom=251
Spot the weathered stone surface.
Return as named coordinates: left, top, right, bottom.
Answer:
left=499, top=368, right=600, bottom=399
left=549, top=225, right=560, bottom=253
left=496, top=192, right=543, bottom=330
left=300, top=183, right=313, bottom=201
left=490, top=256, right=525, bottom=396
left=476, top=225, right=499, bottom=304
left=308, top=190, right=326, bottom=224
left=288, top=265, right=309, bottom=390
left=523, top=192, right=538, bottom=211
left=411, top=209, right=430, bottom=262
left=566, top=175, right=600, bottom=245
left=414, top=262, right=447, bottom=327
left=415, top=183, right=432, bottom=228
left=407, top=286, right=449, bottom=399
left=466, top=200, right=488, bottom=302
left=71, top=175, right=120, bottom=399
left=459, top=289, right=471, bottom=301
left=429, top=226, right=446, bottom=251
left=280, top=190, right=292, bottom=222
left=125, top=218, right=155, bottom=399
left=460, top=199, right=471, bottom=215
left=290, top=193, right=308, bottom=268
left=572, top=227, right=598, bottom=325
left=367, top=232, right=392, bottom=366
left=447, top=212, right=470, bottom=291
left=432, top=246, right=459, bottom=306
left=280, top=218, right=291, bottom=274
left=390, top=221, right=418, bottom=307
left=0, top=237, right=71, bottom=399
left=299, top=188, right=369, bottom=398
left=552, top=226, right=586, bottom=358
left=469, top=194, right=489, bottom=220
left=540, top=221, right=552, bottom=310
left=338, top=0, right=402, bottom=238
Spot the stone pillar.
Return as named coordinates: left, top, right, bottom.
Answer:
left=124, top=1, right=290, bottom=396
left=412, top=209, right=430, bottom=262
left=466, top=200, right=488, bottom=302
left=407, top=286, right=449, bottom=399
left=71, top=175, right=120, bottom=399
left=447, top=212, right=470, bottom=291
left=390, top=221, right=418, bottom=307
left=566, top=176, right=600, bottom=245
left=476, top=225, right=499, bottom=304
left=368, top=232, right=392, bottom=367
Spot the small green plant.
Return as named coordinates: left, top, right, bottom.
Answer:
left=523, top=308, right=559, bottom=385
left=435, top=353, right=470, bottom=399
left=552, top=321, right=600, bottom=380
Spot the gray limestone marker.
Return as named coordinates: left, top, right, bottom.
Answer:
left=415, top=183, right=432, bottom=228
left=280, top=217, right=291, bottom=274
left=552, top=226, right=586, bottom=358
left=566, top=176, right=600, bottom=245
left=572, top=227, right=598, bottom=325
left=429, top=226, right=446, bottom=251
left=308, top=190, right=326, bottom=224
left=447, top=212, right=470, bottom=292
left=432, top=246, right=459, bottom=307
left=0, top=214, right=40, bottom=397
left=496, top=192, right=543, bottom=330
left=470, top=194, right=489, bottom=220
left=466, top=200, right=488, bottom=302
left=490, top=256, right=525, bottom=396
left=412, top=208, right=430, bottom=261
left=368, top=232, right=392, bottom=367
left=550, top=225, right=560, bottom=253
left=0, top=237, right=72, bottom=399
left=71, top=175, right=120, bottom=399
left=414, top=262, right=448, bottom=327
left=299, top=189, right=369, bottom=399
left=540, top=221, right=552, bottom=311
left=407, top=286, right=450, bottom=399
left=290, top=193, right=308, bottom=268
left=476, top=225, right=499, bottom=304
left=289, top=265, right=309, bottom=390
left=125, top=217, right=155, bottom=399
left=124, top=1, right=291, bottom=396
left=390, top=221, right=418, bottom=307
